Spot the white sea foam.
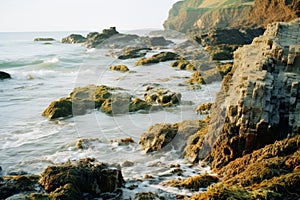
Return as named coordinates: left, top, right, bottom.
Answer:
left=43, top=57, right=59, bottom=64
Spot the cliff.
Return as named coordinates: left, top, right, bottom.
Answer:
left=164, top=0, right=254, bottom=33
left=165, top=0, right=300, bottom=33
left=205, top=18, right=300, bottom=169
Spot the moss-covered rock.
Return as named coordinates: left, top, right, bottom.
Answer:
left=144, top=87, right=181, bottom=107
left=34, top=38, right=55, bottom=42
left=161, top=174, right=218, bottom=190
left=186, top=71, right=205, bottom=86
left=39, top=158, right=124, bottom=199
left=42, top=97, right=72, bottom=119
left=61, top=34, right=87, bottom=44
left=194, top=102, right=213, bottom=115
left=170, top=59, right=196, bottom=71
left=135, top=52, right=181, bottom=66
left=109, top=64, right=129, bottom=72
left=0, top=71, right=11, bottom=80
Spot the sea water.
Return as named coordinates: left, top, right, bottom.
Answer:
left=0, top=31, right=221, bottom=197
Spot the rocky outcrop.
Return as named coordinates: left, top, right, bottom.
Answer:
left=61, top=34, right=87, bottom=44
left=170, top=59, right=196, bottom=71
left=39, top=158, right=124, bottom=199
left=84, top=27, right=119, bottom=48
left=135, top=52, right=181, bottom=66
left=0, top=71, right=11, bottom=80
left=164, top=0, right=254, bottom=33
left=144, top=87, right=181, bottom=107
left=117, top=47, right=152, bottom=60
left=201, top=19, right=300, bottom=169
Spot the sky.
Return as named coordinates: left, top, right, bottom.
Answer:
left=0, top=0, right=180, bottom=32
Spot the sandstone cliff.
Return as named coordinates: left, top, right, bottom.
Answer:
left=164, top=0, right=254, bottom=33
left=204, top=18, right=300, bottom=169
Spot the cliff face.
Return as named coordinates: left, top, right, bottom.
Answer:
left=164, top=0, right=254, bottom=33
left=165, top=0, right=300, bottom=33
left=205, top=18, right=300, bottom=169
left=247, top=0, right=300, bottom=27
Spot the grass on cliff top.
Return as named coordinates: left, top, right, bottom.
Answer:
left=186, top=0, right=254, bottom=9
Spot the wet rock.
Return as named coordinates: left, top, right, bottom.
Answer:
left=139, top=120, right=205, bottom=153
left=76, top=138, right=102, bottom=150
left=170, top=59, right=196, bottom=71
left=39, top=158, right=124, bottom=199
left=202, top=19, right=300, bottom=169
left=61, top=34, right=87, bottom=44
left=34, top=38, right=55, bottom=42
left=162, top=174, right=218, bottom=190
left=0, top=175, right=41, bottom=199
left=0, top=71, right=11, bottom=80
left=42, top=85, right=113, bottom=119
left=118, top=47, right=152, bottom=60
left=134, top=192, right=163, bottom=200
left=135, top=52, right=181, bottom=66
left=186, top=71, right=205, bottom=86
left=121, top=160, right=134, bottom=168
left=109, top=64, right=129, bottom=72
left=144, top=87, right=181, bottom=107
left=146, top=36, right=174, bottom=47
left=194, top=102, right=212, bottom=115
left=110, top=137, right=135, bottom=146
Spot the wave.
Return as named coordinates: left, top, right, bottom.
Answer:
left=43, top=57, right=59, bottom=64
left=0, top=59, right=44, bottom=68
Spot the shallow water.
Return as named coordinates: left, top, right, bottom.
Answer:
left=0, top=31, right=221, bottom=198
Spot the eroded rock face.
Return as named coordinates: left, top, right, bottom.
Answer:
left=61, top=34, right=87, bottom=44
left=205, top=19, right=300, bottom=169
left=39, top=158, right=124, bottom=199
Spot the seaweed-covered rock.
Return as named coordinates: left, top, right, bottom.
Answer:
left=170, top=60, right=196, bottom=71
left=162, top=174, right=218, bottom=190
left=0, top=175, right=41, bottom=199
left=0, top=71, right=11, bottom=80
left=34, top=38, right=55, bottom=42
left=144, top=87, right=181, bottom=107
left=135, top=52, right=181, bottom=66
left=118, top=47, right=152, bottom=60
left=186, top=71, right=205, bottom=86
left=39, top=158, right=124, bottom=199
left=61, top=34, right=87, bottom=44
left=42, top=97, right=72, bottom=119
left=109, top=64, right=129, bottom=72
left=134, top=192, right=162, bottom=200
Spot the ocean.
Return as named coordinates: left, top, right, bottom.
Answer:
left=0, top=31, right=221, bottom=198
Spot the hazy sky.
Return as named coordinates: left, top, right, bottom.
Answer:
left=0, top=0, right=180, bottom=32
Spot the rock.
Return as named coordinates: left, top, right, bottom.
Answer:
left=135, top=52, right=181, bottom=66
left=203, top=19, right=300, bottom=169
left=109, top=64, right=129, bottom=72
left=186, top=71, right=205, bottom=86
left=84, top=27, right=120, bottom=48
left=170, top=60, right=196, bottom=71
left=42, top=85, right=113, bottom=119
left=39, top=158, right=124, bottom=199
left=61, top=34, right=87, bottom=44
left=76, top=138, right=102, bottom=150
left=146, top=36, right=174, bottom=47
left=144, top=87, right=181, bottom=107
left=134, top=192, right=162, bottom=200
left=121, top=160, right=134, bottom=168
left=192, top=135, right=300, bottom=200
left=194, top=102, right=213, bottom=115
left=34, top=38, right=55, bottom=41
left=161, top=174, right=218, bottom=190
left=0, top=175, right=41, bottom=199
left=139, top=120, right=205, bottom=153
left=0, top=71, right=11, bottom=79
left=110, top=137, right=135, bottom=146
left=118, top=47, right=152, bottom=60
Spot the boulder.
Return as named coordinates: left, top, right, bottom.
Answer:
left=135, top=52, right=181, bottom=66
left=144, top=87, right=181, bottom=107
left=186, top=71, right=205, bottom=86
left=170, top=59, right=196, bottom=71
left=146, top=36, right=174, bottom=47
left=34, top=38, right=55, bottom=41
left=202, top=19, right=300, bottom=169
left=0, top=71, right=11, bottom=80
left=118, top=47, right=152, bottom=60
left=139, top=120, right=205, bottom=153
left=39, top=158, right=124, bottom=199
left=109, top=64, right=129, bottom=72
left=84, top=27, right=120, bottom=48
left=61, top=34, right=87, bottom=44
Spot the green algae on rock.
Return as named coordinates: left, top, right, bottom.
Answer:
left=109, top=64, right=130, bottom=72
left=135, top=52, right=181, bottom=66
left=61, top=34, right=87, bottom=44
left=170, top=59, right=196, bottom=71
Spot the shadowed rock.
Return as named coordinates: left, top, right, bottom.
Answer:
left=0, top=71, right=11, bottom=80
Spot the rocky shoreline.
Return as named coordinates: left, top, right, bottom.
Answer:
left=1, top=3, right=300, bottom=199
